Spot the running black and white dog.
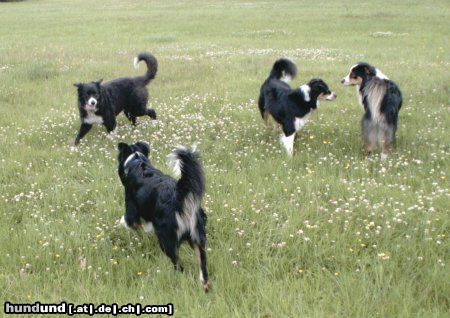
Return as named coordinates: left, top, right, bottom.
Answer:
left=258, top=58, right=336, bottom=156
left=73, top=52, right=158, bottom=145
left=341, top=62, right=402, bottom=160
left=117, top=142, right=210, bottom=292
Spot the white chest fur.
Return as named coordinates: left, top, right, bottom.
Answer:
left=83, top=111, right=103, bottom=125
left=294, top=110, right=314, bottom=131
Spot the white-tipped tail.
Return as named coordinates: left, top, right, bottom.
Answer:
left=168, top=146, right=188, bottom=178
left=133, top=57, right=140, bottom=69
left=168, top=144, right=198, bottom=178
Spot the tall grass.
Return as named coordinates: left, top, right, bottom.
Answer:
left=0, top=0, right=448, bottom=316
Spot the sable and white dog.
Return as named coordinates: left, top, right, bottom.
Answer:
left=342, top=62, right=402, bottom=160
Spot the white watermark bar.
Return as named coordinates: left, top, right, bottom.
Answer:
left=4, top=301, right=174, bottom=316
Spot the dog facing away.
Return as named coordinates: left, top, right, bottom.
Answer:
left=342, top=62, right=402, bottom=160
left=258, top=58, right=336, bottom=156
left=117, top=142, right=210, bottom=292
left=73, top=52, right=158, bottom=145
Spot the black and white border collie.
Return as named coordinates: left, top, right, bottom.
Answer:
left=117, top=142, right=210, bottom=292
left=258, top=58, right=336, bottom=156
left=73, top=52, right=158, bottom=145
left=341, top=62, right=402, bottom=160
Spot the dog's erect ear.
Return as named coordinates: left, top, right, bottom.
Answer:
left=136, top=141, right=150, bottom=157
left=118, top=142, right=129, bottom=152
left=364, top=66, right=376, bottom=76
left=73, top=83, right=82, bottom=88
left=96, top=79, right=103, bottom=85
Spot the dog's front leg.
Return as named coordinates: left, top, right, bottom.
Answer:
left=280, top=133, right=296, bottom=157
left=75, top=123, right=93, bottom=145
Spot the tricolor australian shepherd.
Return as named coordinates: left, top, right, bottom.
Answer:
left=341, top=62, right=402, bottom=160
left=258, top=58, right=337, bottom=156
left=73, top=52, right=158, bottom=145
left=117, top=141, right=210, bottom=292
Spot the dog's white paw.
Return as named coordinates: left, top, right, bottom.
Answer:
left=119, top=216, right=132, bottom=230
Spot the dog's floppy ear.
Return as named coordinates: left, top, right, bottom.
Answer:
left=136, top=141, right=150, bottom=157
left=118, top=142, right=129, bottom=152
left=364, top=66, right=376, bottom=76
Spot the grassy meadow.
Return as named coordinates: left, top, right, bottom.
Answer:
left=0, top=0, right=449, bottom=316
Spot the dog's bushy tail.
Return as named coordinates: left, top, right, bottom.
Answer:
left=269, top=58, right=297, bottom=81
left=134, top=52, right=158, bottom=85
left=168, top=146, right=205, bottom=215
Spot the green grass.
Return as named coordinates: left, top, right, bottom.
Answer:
left=0, top=0, right=449, bottom=317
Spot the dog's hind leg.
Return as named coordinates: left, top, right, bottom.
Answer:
left=263, top=111, right=269, bottom=127
left=158, top=235, right=183, bottom=272
left=194, top=242, right=210, bottom=292
left=361, top=117, right=375, bottom=156
left=273, top=121, right=280, bottom=133
left=193, top=212, right=210, bottom=292
left=124, top=111, right=137, bottom=126
left=380, top=125, right=394, bottom=161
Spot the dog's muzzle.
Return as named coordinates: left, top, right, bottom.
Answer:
left=326, top=92, right=337, bottom=101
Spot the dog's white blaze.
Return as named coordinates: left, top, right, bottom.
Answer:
left=83, top=112, right=103, bottom=125
left=142, top=221, right=154, bottom=233
left=119, top=215, right=132, bottom=230
left=300, top=84, right=311, bottom=102
left=133, top=57, right=140, bottom=69
left=294, top=111, right=313, bottom=131
left=175, top=194, right=200, bottom=241
left=375, top=68, right=389, bottom=80
left=123, top=153, right=136, bottom=168
left=280, top=74, right=292, bottom=83
left=280, top=133, right=295, bottom=157
left=123, top=151, right=145, bottom=171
